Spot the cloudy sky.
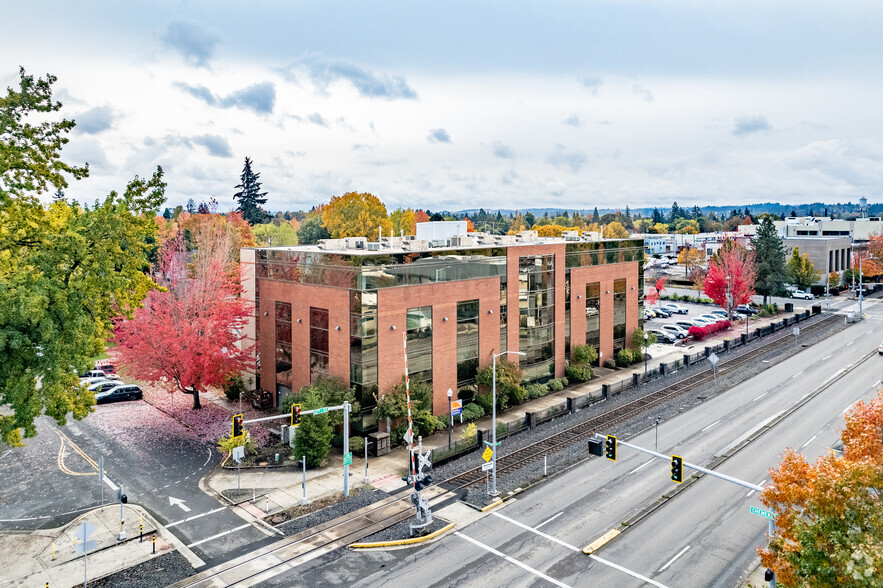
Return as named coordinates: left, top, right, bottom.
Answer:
left=3, top=1, right=882, bottom=212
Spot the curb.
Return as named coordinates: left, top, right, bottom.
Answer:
left=583, top=528, right=621, bottom=554
left=480, top=499, right=504, bottom=512
left=349, top=522, right=455, bottom=549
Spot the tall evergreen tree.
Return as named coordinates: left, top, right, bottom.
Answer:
left=162, top=207, right=173, bottom=220
left=233, top=156, right=269, bottom=225
left=752, top=216, right=786, bottom=303
left=669, top=202, right=682, bottom=223
left=652, top=207, right=664, bottom=224
left=691, top=205, right=702, bottom=219
left=52, top=187, right=65, bottom=202
left=592, top=207, right=600, bottom=223
left=186, top=198, right=196, bottom=214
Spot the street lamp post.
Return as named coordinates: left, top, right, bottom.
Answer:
left=655, top=416, right=662, bottom=451
left=491, top=350, right=526, bottom=496
left=859, top=255, right=864, bottom=319
left=447, top=388, right=453, bottom=451
left=643, top=331, right=648, bottom=376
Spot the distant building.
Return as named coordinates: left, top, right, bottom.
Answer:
left=738, top=216, right=883, bottom=242
left=782, top=236, right=852, bottom=286
left=240, top=223, right=644, bottom=433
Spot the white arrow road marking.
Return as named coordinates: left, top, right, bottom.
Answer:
left=659, top=545, right=690, bottom=572
left=169, top=496, right=191, bottom=512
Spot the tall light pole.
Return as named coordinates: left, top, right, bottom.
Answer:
left=447, top=388, right=453, bottom=450
left=491, top=350, right=525, bottom=496
left=859, top=254, right=864, bottom=319
left=643, top=331, right=648, bottom=375
left=655, top=416, right=662, bottom=451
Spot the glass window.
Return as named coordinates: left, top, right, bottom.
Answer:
left=457, top=299, right=480, bottom=387
left=407, top=306, right=432, bottom=383
left=310, top=307, right=329, bottom=382
left=275, top=302, right=292, bottom=388
left=519, top=255, right=555, bottom=384
left=586, top=282, right=601, bottom=350
left=613, top=279, right=627, bottom=351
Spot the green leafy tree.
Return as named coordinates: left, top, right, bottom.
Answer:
left=321, top=192, right=392, bottom=239
left=523, top=211, right=535, bottom=228
left=475, top=357, right=525, bottom=410
left=373, top=376, right=437, bottom=438
left=752, top=216, right=787, bottom=303
left=253, top=221, right=298, bottom=246
left=292, top=387, right=333, bottom=467
left=786, top=247, right=822, bottom=291
left=296, top=212, right=331, bottom=244
left=233, top=156, right=268, bottom=225
left=1, top=69, right=163, bottom=446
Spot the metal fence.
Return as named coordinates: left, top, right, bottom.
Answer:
left=432, top=433, right=479, bottom=463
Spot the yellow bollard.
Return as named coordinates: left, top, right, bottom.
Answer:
left=51, top=542, right=55, bottom=560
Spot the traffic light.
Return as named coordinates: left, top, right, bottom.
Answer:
left=291, top=403, right=302, bottom=427
left=232, top=414, right=244, bottom=439
left=605, top=435, right=617, bottom=461
left=671, top=455, right=683, bottom=483
left=117, top=486, right=127, bottom=504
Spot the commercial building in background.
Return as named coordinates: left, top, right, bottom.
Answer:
left=240, top=223, right=644, bottom=433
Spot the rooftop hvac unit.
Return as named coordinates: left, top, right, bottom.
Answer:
left=429, top=239, right=448, bottom=248
left=366, top=242, right=381, bottom=251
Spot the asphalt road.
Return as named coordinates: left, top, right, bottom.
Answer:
left=270, top=299, right=883, bottom=587
left=0, top=399, right=269, bottom=564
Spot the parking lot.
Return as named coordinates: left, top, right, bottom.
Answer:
left=642, top=299, right=754, bottom=345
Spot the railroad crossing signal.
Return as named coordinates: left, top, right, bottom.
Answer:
left=605, top=435, right=617, bottom=461
left=232, top=414, right=244, bottom=439
left=671, top=455, right=683, bottom=483
left=291, top=403, right=302, bottom=426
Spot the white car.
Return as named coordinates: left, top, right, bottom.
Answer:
left=699, top=314, right=724, bottom=324
left=660, top=324, right=689, bottom=339
left=661, top=303, right=689, bottom=315
left=691, top=317, right=714, bottom=327
left=791, top=290, right=815, bottom=300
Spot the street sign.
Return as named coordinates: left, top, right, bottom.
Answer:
left=232, top=446, right=244, bottom=463
left=708, top=353, right=719, bottom=367
left=749, top=506, right=776, bottom=520
left=313, top=407, right=329, bottom=415
left=451, top=400, right=463, bottom=417
left=343, top=452, right=353, bottom=466
left=481, top=462, right=493, bottom=471
left=402, top=429, right=413, bottom=444
left=73, top=521, right=98, bottom=554
left=793, top=327, right=800, bottom=336
left=482, top=446, right=493, bottom=462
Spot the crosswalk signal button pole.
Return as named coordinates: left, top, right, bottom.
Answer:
left=291, top=404, right=302, bottom=426
left=671, top=455, right=683, bottom=483
left=232, top=414, right=244, bottom=439
left=605, top=435, right=617, bottom=461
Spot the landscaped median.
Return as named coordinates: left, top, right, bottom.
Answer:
left=349, top=521, right=455, bottom=549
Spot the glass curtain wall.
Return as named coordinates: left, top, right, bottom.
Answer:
left=585, top=282, right=601, bottom=357
left=406, top=306, right=433, bottom=383
left=309, top=307, right=329, bottom=382
left=275, top=302, right=292, bottom=397
left=456, top=300, right=479, bottom=389
left=613, top=279, right=627, bottom=352
left=350, top=290, right=378, bottom=431
left=519, top=255, right=555, bottom=383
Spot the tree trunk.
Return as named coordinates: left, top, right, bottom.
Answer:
left=185, top=386, right=202, bottom=409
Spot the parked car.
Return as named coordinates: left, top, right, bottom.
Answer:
left=95, top=384, right=143, bottom=404
left=87, top=380, right=121, bottom=393
left=80, top=376, right=110, bottom=385
left=653, top=307, right=672, bottom=318
left=878, top=343, right=883, bottom=355
left=791, top=290, right=815, bottom=300
left=649, top=329, right=677, bottom=344
left=708, top=310, right=728, bottom=318
left=691, top=317, right=714, bottom=327
left=735, top=304, right=759, bottom=315
left=80, top=369, right=107, bottom=379
left=660, top=324, right=689, bottom=339
left=643, top=309, right=656, bottom=321
left=699, top=314, right=723, bottom=323
left=661, top=303, right=689, bottom=315
left=676, top=320, right=695, bottom=331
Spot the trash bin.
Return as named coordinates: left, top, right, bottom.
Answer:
left=784, top=302, right=793, bottom=312
left=368, top=432, right=390, bottom=457
left=846, top=311, right=855, bottom=323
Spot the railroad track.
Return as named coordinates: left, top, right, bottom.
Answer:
left=172, top=312, right=840, bottom=586
left=444, top=312, right=840, bottom=488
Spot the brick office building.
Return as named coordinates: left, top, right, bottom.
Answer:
left=240, top=224, right=644, bottom=434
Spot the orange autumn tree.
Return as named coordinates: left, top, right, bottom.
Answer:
left=759, top=390, right=883, bottom=586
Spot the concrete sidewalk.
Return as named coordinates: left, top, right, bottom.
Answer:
left=203, top=306, right=817, bottom=520
left=0, top=503, right=195, bottom=587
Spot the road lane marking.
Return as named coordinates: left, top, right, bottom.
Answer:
left=167, top=507, right=227, bottom=528
left=658, top=545, right=691, bottom=572
left=492, top=512, right=670, bottom=587
left=629, top=459, right=654, bottom=475
left=701, top=419, right=721, bottom=432
left=746, top=479, right=766, bottom=498
left=492, top=512, right=579, bottom=552
left=186, top=523, right=251, bottom=548
left=534, top=511, right=563, bottom=530
left=454, top=532, right=573, bottom=588
left=791, top=371, right=804, bottom=379
left=847, top=341, right=854, bottom=346
left=867, top=330, right=873, bottom=335
left=822, top=354, right=832, bottom=361
left=801, top=435, right=817, bottom=449
left=203, top=447, right=212, bottom=468
left=753, top=393, right=767, bottom=402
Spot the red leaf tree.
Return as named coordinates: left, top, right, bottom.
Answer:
left=704, top=243, right=756, bottom=320
left=113, top=223, right=254, bottom=409
left=645, top=276, right=666, bottom=307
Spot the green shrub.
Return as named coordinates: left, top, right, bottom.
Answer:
left=349, top=436, right=365, bottom=454
left=616, top=349, right=633, bottom=367
left=603, top=358, right=617, bottom=369
left=566, top=364, right=594, bottom=382
left=526, top=383, right=549, bottom=399
left=222, top=375, right=248, bottom=403
left=559, top=376, right=568, bottom=387
left=461, top=403, right=485, bottom=421
left=496, top=421, right=509, bottom=436
left=474, top=393, right=494, bottom=414
left=434, top=415, right=448, bottom=431
left=631, top=328, right=656, bottom=351
left=548, top=378, right=564, bottom=392
left=572, top=344, right=598, bottom=365
left=509, top=385, right=528, bottom=406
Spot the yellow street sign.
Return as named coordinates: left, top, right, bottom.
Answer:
left=482, top=447, right=493, bottom=462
